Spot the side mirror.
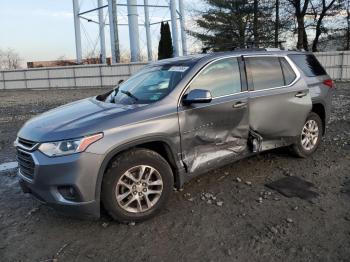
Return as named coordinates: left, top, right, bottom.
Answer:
left=183, top=89, right=212, bottom=106
left=118, top=79, right=124, bottom=85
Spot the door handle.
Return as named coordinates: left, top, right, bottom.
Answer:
left=232, top=101, right=247, bottom=108
left=295, top=92, right=307, bottom=98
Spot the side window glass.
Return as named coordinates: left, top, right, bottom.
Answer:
left=247, top=57, right=284, bottom=90
left=288, top=54, right=327, bottom=77
left=280, top=58, right=296, bottom=85
left=188, top=58, right=241, bottom=97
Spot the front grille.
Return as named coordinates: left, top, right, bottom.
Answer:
left=18, top=137, right=37, bottom=149
left=17, top=149, right=35, bottom=179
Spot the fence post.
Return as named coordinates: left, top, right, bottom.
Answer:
left=47, top=69, right=51, bottom=89
left=99, top=65, right=103, bottom=88
left=73, top=67, right=77, bottom=88
left=24, top=70, right=28, bottom=89
left=128, top=64, right=131, bottom=77
left=1, top=71, right=5, bottom=90
left=339, top=51, right=345, bottom=81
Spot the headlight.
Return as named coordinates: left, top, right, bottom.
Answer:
left=38, top=133, right=103, bottom=157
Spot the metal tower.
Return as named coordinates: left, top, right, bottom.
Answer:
left=72, top=0, right=82, bottom=64
left=72, top=0, right=187, bottom=64
left=98, top=0, right=106, bottom=63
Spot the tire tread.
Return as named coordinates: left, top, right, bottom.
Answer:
left=101, top=148, right=173, bottom=223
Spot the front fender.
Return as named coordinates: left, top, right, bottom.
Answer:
left=93, top=135, right=183, bottom=203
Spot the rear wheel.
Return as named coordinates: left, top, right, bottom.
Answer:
left=101, top=148, right=173, bottom=223
left=291, top=112, right=323, bottom=158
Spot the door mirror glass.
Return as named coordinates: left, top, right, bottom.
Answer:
left=183, top=89, right=212, bottom=105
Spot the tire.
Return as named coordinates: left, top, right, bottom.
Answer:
left=101, top=148, right=173, bottom=223
left=291, top=112, right=323, bottom=158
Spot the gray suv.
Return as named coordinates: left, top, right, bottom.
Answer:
left=15, top=50, right=334, bottom=222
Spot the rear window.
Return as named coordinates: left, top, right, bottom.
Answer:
left=246, top=57, right=284, bottom=90
left=288, top=54, right=327, bottom=77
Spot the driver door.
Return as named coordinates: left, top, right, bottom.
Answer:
left=177, top=57, right=250, bottom=175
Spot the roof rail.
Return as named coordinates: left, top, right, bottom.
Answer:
left=264, top=48, right=282, bottom=51
left=234, top=48, right=267, bottom=51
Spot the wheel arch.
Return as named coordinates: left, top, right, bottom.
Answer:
left=95, top=137, right=184, bottom=204
left=311, top=103, right=326, bottom=135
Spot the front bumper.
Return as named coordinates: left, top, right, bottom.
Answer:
left=17, top=149, right=104, bottom=219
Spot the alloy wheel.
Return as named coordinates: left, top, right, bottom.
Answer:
left=301, top=119, right=319, bottom=151
left=115, top=165, right=163, bottom=213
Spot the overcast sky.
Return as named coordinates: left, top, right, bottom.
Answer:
left=0, top=0, right=203, bottom=64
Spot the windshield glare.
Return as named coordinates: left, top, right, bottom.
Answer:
left=106, top=65, right=190, bottom=105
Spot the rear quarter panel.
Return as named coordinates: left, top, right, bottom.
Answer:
left=304, top=75, right=333, bottom=123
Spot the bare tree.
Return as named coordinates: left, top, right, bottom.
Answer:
left=84, top=50, right=100, bottom=64
left=119, top=48, right=131, bottom=63
left=253, top=0, right=259, bottom=47
left=275, top=0, right=280, bottom=47
left=309, top=0, right=343, bottom=51
left=271, top=0, right=293, bottom=48
left=0, top=48, right=21, bottom=70
left=55, top=55, right=76, bottom=67
left=287, top=0, right=310, bottom=50
left=347, top=0, right=350, bottom=50
left=317, top=0, right=350, bottom=52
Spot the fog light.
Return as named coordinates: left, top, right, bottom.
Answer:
left=58, top=186, right=81, bottom=202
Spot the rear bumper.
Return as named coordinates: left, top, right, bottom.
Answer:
left=17, top=150, right=104, bottom=219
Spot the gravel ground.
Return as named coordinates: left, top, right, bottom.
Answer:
left=0, top=84, right=349, bottom=262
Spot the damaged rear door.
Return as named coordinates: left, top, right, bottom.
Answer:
left=178, top=57, right=249, bottom=174
left=245, top=55, right=312, bottom=149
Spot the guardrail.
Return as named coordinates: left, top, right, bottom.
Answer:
left=0, top=51, right=349, bottom=90
left=0, top=62, right=147, bottom=90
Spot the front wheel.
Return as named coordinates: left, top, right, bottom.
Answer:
left=290, top=112, right=323, bottom=158
left=101, top=148, right=173, bottom=223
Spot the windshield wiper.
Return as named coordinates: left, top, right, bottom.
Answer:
left=120, top=90, right=139, bottom=101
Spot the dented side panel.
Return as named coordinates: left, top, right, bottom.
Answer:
left=244, top=55, right=313, bottom=139
left=249, top=78, right=312, bottom=138
left=178, top=93, right=249, bottom=174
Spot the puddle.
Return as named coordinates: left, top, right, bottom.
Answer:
left=266, top=176, right=319, bottom=200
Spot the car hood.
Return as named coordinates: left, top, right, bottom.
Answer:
left=18, top=97, right=146, bottom=142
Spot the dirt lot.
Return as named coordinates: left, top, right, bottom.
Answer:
left=0, top=84, right=349, bottom=262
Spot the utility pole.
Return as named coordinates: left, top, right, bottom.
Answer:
left=98, top=0, right=106, bottom=63
left=144, top=0, right=152, bottom=61
left=72, top=0, right=82, bottom=64
left=169, top=0, right=179, bottom=57
left=127, top=0, right=140, bottom=62
left=178, top=0, right=187, bottom=55
left=108, top=0, right=120, bottom=63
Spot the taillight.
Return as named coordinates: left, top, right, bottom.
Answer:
left=323, top=79, right=334, bottom=88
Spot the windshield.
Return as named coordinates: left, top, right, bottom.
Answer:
left=105, top=64, right=191, bottom=105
